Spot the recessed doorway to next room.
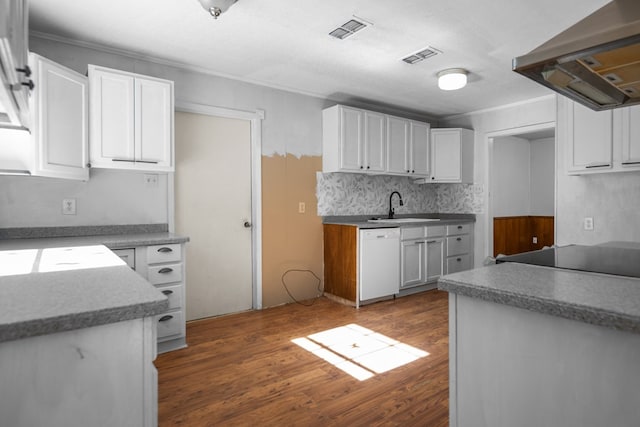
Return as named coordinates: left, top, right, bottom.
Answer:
left=491, top=127, right=555, bottom=257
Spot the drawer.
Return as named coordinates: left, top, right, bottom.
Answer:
left=148, top=263, right=183, bottom=285
left=447, top=255, right=471, bottom=274
left=147, top=244, right=182, bottom=264
left=426, top=225, right=445, bottom=237
left=157, top=310, right=184, bottom=339
left=401, top=227, right=425, bottom=240
left=157, top=284, right=182, bottom=310
left=447, top=235, right=470, bottom=256
left=447, top=223, right=472, bottom=236
left=112, top=248, right=135, bottom=269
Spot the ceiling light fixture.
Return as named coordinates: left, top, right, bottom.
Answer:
left=197, top=0, right=237, bottom=19
left=437, top=68, right=468, bottom=91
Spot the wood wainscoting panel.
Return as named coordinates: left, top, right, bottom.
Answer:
left=323, top=224, right=358, bottom=302
left=494, top=216, right=554, bottom=257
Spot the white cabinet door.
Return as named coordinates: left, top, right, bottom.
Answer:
left=387, top=116, right=409, bottom=174
left=364, top=111, right=386, bottom=172
left=566, top=100, right=613, bottom=174
left=90, top=69, right=136, bottom=165
left=135, top=77, right=172, bottom=169
left=339, top=106, right=364, bottom=171
left=620, top=105, right=640, bottom=169
left=425, top=238, right=444, bottom=283
left=89, top=65, right=174, bottom=172
left=430, top=128, right=474, bottom=183
left=410, top=121, right=430, bottom=177
left=401, top=240, right=425, bottom=288
left=30, top=53, right=88, bottom=180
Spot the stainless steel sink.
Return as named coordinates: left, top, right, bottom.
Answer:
left=367, top=218, right=441, bottom=223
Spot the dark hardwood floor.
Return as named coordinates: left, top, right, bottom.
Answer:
left=156, top=290, right=449, bottom=426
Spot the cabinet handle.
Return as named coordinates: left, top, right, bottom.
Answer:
left=456, top=237, right=462, bottom=241
left=137, top=160, right=160, bottom=164
left=431, top=176, right=435, bottom=180
left=621, top=161, right=640, bottom=165
left=360, top=166, right=364, bottom=169
left=112, top=158, right=159, bottom=164
left=157, top=247, right=173, bottom=253
left=367, top=165, right=370, bottom=169
left=457, top=258, right=462, bottom=262
left=406, top=170, right=410, bottom=173
left=412, top=170, right=415, bottom=173
left=457, top=225, right=463, bottom=229
left=16, top=65, right=32, bottom=77
left=159, top=315, right=173, bottom=322
left=112, top=158, right=136, bottom=163
left=585, top=162, right=611, bottom=169
left=426, top=240, right=436, bottom=243
left=162, top=290, right=174, bottom=296
left=158, top=267, right=173, bottom=274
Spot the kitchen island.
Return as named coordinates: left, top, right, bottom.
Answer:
left=0, top=242, right=169, bottom=427
left=438, top=261, right=640, bottom=427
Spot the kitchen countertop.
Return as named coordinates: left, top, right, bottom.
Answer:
left=0, top=245, right=168, bottom=343
left=323, top=213, right=475, bottom=229
left=0, top=224, right=189, bottom=343
left=438, top=262, right=640, bottom=334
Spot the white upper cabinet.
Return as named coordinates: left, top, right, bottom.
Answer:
left=386, top=116, right=409, bottom=174
left=322, top=104, right=429, bottom=177
left=620, top=104, right=640, bottom=169
left=363, top=111, right=386, bottom=172
left=565, top=100, right=613, bottom=174
left=89, top=65, right=174, bottom=172
left=30, top=53, right=88, bottom=180
left=323, top=105, right=386, bottom=173
left=429, top=128, right=474, bottom=183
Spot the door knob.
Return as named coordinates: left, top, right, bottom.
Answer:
left=244, top=221, right=252, bottom=228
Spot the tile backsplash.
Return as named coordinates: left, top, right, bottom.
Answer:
left=317, top=172, right=483, bottom=216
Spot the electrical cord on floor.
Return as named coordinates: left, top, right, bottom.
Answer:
left=281, top=269, right=323, bottom=306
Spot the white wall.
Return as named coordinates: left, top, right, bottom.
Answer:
left=529, top=137, right=554, bottom=216
left=492, top=136, right=531, bottom=217
left=440, top=95, right=556, bottom=264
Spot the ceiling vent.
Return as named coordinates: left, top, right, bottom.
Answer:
left=402, top=46, right=441, bottom=64
left=329, top=18, right=369, bottom=40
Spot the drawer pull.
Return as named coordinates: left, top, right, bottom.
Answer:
left=456, top=237, right=462, bottom=241
left=157, top=247, right=173, bottom=253
left=457, top=225, right=463, bottom=229
left=159, top=315, right=173, bottom=322
left=457, top=258, right=462, bottom=262
left=162, top=290, right=174, bottom=296
left=426, top=240, right=436, bottom=243
left=158, top=267, right=173, bottom=274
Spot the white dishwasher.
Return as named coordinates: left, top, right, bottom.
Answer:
left=359, top=228, right=401, bottom=302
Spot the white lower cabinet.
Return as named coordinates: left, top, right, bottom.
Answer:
left=445, top=223, right=473, bottom=274
left=113, top=243, right=187, bottom=354
left=401, top=225, right=446, bottom=289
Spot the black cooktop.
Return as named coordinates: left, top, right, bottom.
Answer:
left=496, top=244, right=640, bottom=279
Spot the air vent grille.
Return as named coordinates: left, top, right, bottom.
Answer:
left=329, top=18, right=368, bottom=40
left=402, top=46, right=441, bottom=64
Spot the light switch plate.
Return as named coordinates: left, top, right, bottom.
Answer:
left=62, top=198, right=76, bottom=215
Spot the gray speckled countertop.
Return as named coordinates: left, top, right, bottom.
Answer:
left=323, top=213, right=475, bottom=229
left=0, top=225, right=189, bottom=343
left=0, top=245, right=168, bottom=343
left=438, top=263, right=640, bottom=334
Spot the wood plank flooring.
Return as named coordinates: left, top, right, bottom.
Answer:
left=156, top=290, right=449, bottom=426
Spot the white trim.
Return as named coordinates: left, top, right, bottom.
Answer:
left=485, top=121, right=556, bottom=259
left=174, top=101, right=264, bottom=310
left=442, top=94, right=556, bottom=122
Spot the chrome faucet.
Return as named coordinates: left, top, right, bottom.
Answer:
left=388, top=191, right=404, bottom=219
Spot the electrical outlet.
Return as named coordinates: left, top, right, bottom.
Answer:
left=532, top=236, right=538, bottom=244
left=144, top=174, right=158, bottom=187
left=298, top=202, right=306, bottom=214
left=584, top=217, right=594, bottom=231
left=62, top=198, right=76, bottom=215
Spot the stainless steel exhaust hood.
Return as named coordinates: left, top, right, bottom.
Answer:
left=513, top=0, right=640, bottom=111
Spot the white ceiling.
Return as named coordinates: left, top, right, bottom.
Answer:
left=28, top=0, right=611, bottom=119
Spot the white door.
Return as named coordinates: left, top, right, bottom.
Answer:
left=175, top=111, right=253, bottom=320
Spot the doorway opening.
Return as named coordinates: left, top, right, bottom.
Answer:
left=487, top=123, right=556, bottom=258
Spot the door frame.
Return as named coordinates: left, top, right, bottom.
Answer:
left=485, top=121, right=556, bottom=260
left=170, top=101, right=264, bottom=310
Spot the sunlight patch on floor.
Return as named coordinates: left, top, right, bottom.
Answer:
left=292, top=323, right=429, bottom=381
